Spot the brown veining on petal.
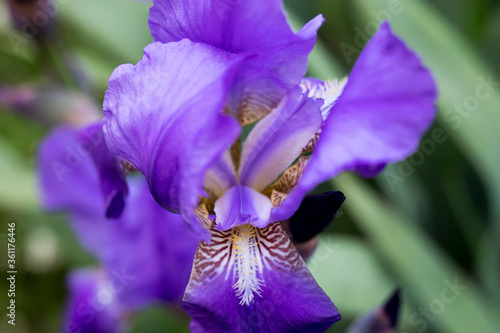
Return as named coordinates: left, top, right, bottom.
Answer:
left=194, top=197, right=215, bottom=231
left=255, top=222, right=304, bottom=274
left=264, top=156, right=310, bottom=207
left=279, top=220, right=318, bottom=261
left=301, top=132, right=320, bottom=154
left=189, top=227, right=233, bottom=285
left=120, top=158, right=137, bottom=176
left=186, top=222, right=305, bottom=305
left=237, top=92, right=276, bottom=126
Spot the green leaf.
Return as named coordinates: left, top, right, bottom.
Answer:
left=333, top=174, right=500, bottom=333
left=129, top=305, right=190, bottom=333
left=310, top=235, right=395, bottom=317
left=0, top=139, right=38, bottom=212
left=57, top=0, right=153, bottom=90
left=60, top=0, right=151, bottom=63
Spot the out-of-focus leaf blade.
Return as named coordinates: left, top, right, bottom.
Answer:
left=60, top=0, right=151, bottom=63
left=130, top=305, right=190, bottom=333
left=58, top=0, right=152, bottom=91
left=310, top=235, right=395, bottom=318
left=0, top=139, right=38, bottom=212
left=333, top=174, right=500, bottom=333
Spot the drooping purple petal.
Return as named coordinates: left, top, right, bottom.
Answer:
left=39, top=126, right=201, bottom=307
left=273, top=21, right=437, bottom=221
left=60, top=269, right=125, bottom=333
left=182, top=223, right=340, bottom=332
left=78, top=122, right=128, bottom=218
left=214, top=184, right=273, bottom=231
left=103, top=40, right=244, bottom=239
left=38, top=126, right=104, bottom=219
left=69, top=177, right=200, bottom=308
left=149, top=0, right=323, bottom=121
left=102, top=176, right=200, bottom=308
left=38, top=125, right=113, bottom=256
left=239, top=87, right=323, bottom=192
left=38, top=123, right=128, bottom=219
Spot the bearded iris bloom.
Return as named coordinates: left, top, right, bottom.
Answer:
left=38, top=124, right=200, bottom=331
left=102, top=0, right=436, bottom=331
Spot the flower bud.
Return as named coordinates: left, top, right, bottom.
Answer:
left=284, top=191, right=345, bottom=260
left=289, top=191, right=346, bottom=243
left=347, top=289, right=401, bottom=333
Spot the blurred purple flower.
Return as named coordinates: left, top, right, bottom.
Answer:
left=38, top=123, right=200, bottom=331
left=102, top=0, right=436, bottom=330
left=60, top=269, right=126, bottom=333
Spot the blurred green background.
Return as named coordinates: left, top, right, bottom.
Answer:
left=0, top=0, right=499, bottom=332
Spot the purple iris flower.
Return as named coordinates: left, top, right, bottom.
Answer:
left=61, top=269, right=126, bottom=333
left=102, top=0, right=436, bottom=330
left=38, top=123, right=200, bottom=331
left=149, top=0, right=323, bottom=125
